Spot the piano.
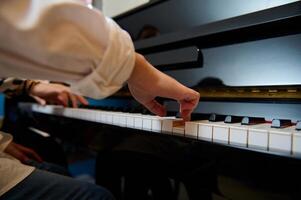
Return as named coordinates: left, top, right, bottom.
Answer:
left=14, top=1, right=301, bottom=200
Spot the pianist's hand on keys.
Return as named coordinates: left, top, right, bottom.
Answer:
left=30, top=82, right=88, bottom=108
left=127, top=53, right=200, bottom=121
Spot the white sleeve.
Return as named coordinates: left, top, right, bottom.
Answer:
left=0, top=132, right=13, bottom=152
left=0, top=0, right=135, bottom=99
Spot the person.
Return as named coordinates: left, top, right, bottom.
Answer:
left=0, top=77, right=86, bottom=171
left=0, top=0, right=200, bottom=199
left=0, top=78, right=114, bottom=200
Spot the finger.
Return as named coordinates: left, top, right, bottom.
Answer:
left=68, top=93, right=78, bottom=108
left=180, top=108, right=192, bottom=121
left=13, top=148, right=30, bottom=163
left=4, top=143, right=30, bottom=163
left=31, top=95, right=46, bottom=105
left=180, top=102, right=195, bottom=121
left=76, top=95, right=89, bottom=106
left=28, top=151, right=43, bottom=162
left=179, top=97, right=199, bottom=121
left=24, top=149, right=43, bottom=162
left=18, top=153, right=30, bottom=163
left=57, top=93, right=69, bottom=107
left=15, top=144, right=43, bottom=162
left=144, top=100, right=166, bottom=117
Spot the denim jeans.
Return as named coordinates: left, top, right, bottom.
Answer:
left=25, top=159, right=71, bottom=176
left=0, top=169, right=115, bottom=200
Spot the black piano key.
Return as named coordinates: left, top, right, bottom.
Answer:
left=296, top=121, right=301, bottom=131
left=241, top=117, right=265, bottom=125
left=209, top=113, right=226, bottom=122
left=190, top=113, right=211, bottom=121
left=129, top=107, right=142, bottom=113
left=122, top=107, right=130, bottom=112
left=224, top=115, right=243, bottom=123
left=271, top=119, right=292, bottom=128
left=141, top=108, right=151, bottom=115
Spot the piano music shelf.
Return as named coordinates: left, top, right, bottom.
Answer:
left=195, top=85, right=301, bottom=101
left=112, top=85, right=301, bottom=101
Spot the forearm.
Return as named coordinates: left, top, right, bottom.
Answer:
left=0, top=78, right=40, bottom=98
left=128, top=53, right=192, bottom=100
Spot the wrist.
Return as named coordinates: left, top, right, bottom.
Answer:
left=25, top=80, right=40, bottom=96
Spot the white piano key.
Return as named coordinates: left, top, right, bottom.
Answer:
left=54, top=106, right=67, bottom=116
left=150, top=116, right=176, bottom=133
left=248, top=124, right=270, bottom=150
left=126, top=114, right=135, bottom=128
left=292, top=128, right=301, bottom=156
left=78, top=109, right=87, bottom=120
left=74, top=108, right=85, bottom=120
left=112, top=113, right=121, bottom=125
left=94, top=111, right=103, bottom=123
left=62, top=107, right=72, bottom=118
left=86, top=110, right=96, bottom=122
left=101, top=111, right=107, bottom=123
left=119, top=113, right=127, bottom=127
left=134, top=115, right=143, bottom=129
left=32, top=104, right=55, bottom=114
left=151, top=118, right=163, bottom=132
left=212, top=122, right=229, bottom=144
left=198, top=121, right=213, bottom=141
left=81, top=109, right=90, bottom=120
left=142, top=115, right=154, bottom=131
left=229, top=124, right=248, bottom=147
left=162, top=118, right=184, bottom=134
left=185, top=121, right=199, bottom=139
left=64, top=107, right=73, bottom=118
left=72, top=108, right=83, bottom=120
left=173, top=125, right=185, bottom=136
left=269, top=126, right=293, bottom=154
left=106, top=112, right=113, bottom=124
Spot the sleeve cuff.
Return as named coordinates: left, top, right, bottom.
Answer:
left=71, top=18, right=135, bottom=99
left=0, top=132, right=13, bottom=152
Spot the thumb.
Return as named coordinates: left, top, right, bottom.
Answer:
left=31, top=95, right=46, bottom=105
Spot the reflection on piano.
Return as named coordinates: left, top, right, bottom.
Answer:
left=15, top=1, right=301, bottom=200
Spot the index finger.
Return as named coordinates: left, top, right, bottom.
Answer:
left=76, top=95, right=89, bottom=106
left=179, top=94, right=199, bottom=121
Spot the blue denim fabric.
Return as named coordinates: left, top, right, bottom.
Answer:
left=0, top=169, right=115, bottom=200
left=25, top=159, right=71, bottom=176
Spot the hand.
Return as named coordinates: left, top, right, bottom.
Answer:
left=127, top=53, right=200, bottom=121
left=30, top=83, right=89, bottom=108
left=4, top=142, right=43, bottom=163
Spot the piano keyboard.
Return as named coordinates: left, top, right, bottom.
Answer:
left=21, top=103, right=301, bottom=158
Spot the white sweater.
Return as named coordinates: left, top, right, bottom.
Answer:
left=0, top=0, right=136, bottom=196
